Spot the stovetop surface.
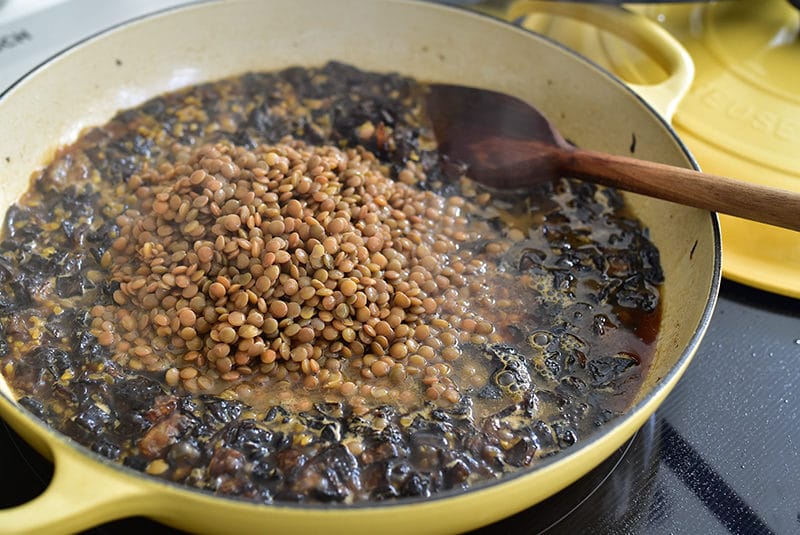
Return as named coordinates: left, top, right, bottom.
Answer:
left=0, top=1, right=798, bottom=534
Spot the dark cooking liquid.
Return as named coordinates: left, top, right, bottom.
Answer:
left=0, top=62, right=663, bottom=504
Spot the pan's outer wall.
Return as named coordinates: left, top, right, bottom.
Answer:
left=0, top=0, right=718, bottom=533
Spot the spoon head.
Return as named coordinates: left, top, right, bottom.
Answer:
left=425, top=84, right=568, bottom=189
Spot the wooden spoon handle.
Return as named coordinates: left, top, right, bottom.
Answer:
left=559, top=148, right=800, bottom=232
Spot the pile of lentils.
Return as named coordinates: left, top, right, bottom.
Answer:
left=97, top=138, right=497, bottom=408
left=0, top=62, right=664, bottom=504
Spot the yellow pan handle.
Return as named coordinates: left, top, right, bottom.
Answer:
left=0, top=435, right=151, bottom=534
left=472, top=0, right=694, bottom=121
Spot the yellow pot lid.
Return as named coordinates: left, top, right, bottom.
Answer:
left=491, top=0, right=800, bottom=298
left=639, top=0, right=800, bottom=298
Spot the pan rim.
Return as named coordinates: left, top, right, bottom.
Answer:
left=0, top=0, right=722, bottom=516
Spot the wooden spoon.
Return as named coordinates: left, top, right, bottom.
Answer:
left=425, top=84, right=800, bottom=232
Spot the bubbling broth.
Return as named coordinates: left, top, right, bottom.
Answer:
left=0, top=63, right=663, bottom=503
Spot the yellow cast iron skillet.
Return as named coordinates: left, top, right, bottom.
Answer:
left=0, top=0, right=720, bottom=533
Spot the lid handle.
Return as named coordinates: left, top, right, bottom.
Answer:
left=473, top=0, right=695, bottom=121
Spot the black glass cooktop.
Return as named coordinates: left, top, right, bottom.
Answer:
left=0, top=1, right=798, bottom=533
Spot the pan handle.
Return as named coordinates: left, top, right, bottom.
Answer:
left=470, top=0, right=694, bottom=121
left=0, top=434, right=152, bottom=534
